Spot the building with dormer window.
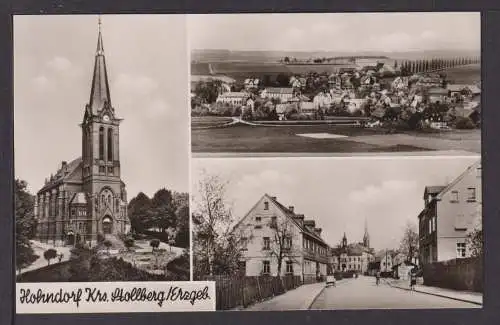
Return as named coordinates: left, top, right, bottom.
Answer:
left=34, top=18, right=130, bottom=246
left=418, top=160, right=482, bottom=264
left=232, top=194, right=330, bottom=282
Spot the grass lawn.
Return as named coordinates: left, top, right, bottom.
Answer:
left=192, top=124, right=430, bottom=153
left=191, top=124, right=481, bottom=153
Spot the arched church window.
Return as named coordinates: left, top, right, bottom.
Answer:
left=99, top=127, right=104, bottom=160
left=107, top=128, right=113, bottom=161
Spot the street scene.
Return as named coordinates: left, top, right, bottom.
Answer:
left=14, top=15, right=190, bottom=282
left=191, top=156, right=482, bottom=310
left=189, top=13, right=480, bottom=155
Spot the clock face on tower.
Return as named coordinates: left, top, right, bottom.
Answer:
left=103, top=114, right=110, bottom=122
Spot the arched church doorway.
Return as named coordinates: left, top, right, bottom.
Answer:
left=102, top=216, right=113, bottom=235
left=66, top=230, right=75, bottom=246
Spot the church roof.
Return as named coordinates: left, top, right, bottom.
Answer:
left=38, top=157, right=83, bottom=194
left=89, top=17, right=112, bottom=114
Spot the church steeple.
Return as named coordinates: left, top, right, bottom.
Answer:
left=89, top=15, right=111, bottom=114
left=342, top=232, right=347, bottom=248
left=363, top=218, right=370, bottom=248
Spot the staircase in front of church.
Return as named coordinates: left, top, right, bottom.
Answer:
left=100, top=234, right=126, bottom=251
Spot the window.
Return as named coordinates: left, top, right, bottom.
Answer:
left=263, top=237, right=270, bottom=250
left=456, top=242, right=466, bottom=258
left=477, top=167, right=482, bottom=178
left=284, top=236, right=292, bottom=249
left=467, top=188, right=476, bottom=202
left=264, top=202, right=269, bottom=210
left=108, top=167, right=113, bottom=175
left=255, top=216, right=261, bottom=222
left=271, top=216, right=277, bottom=224
left=241, top=237, right=248, bottom=250
left=107, top=128, right=113, bottom=161
left=286, top=261, right=293, bottom=274
left=99, top=127, right=104, bottom=160
left=99, top=166, right=105, bottom=174
left=428, top=219, right=432, bottom=234
left=451, top=191, right=459, bottom=203
left=254, top=225, right=262, bottom=229
left=262, top=261, right=270, bottom=274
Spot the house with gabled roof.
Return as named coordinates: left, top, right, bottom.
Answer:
left=232, top=194, right=330, bottom=282
left=418, top=160, right=482, bottom=264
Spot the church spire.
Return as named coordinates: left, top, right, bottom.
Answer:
left=89, top=15, right=111, bottom=113
left=363, top=218, right=370, bottom=248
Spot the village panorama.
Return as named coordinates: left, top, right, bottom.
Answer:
left=191, top=54, right=481, bottom=154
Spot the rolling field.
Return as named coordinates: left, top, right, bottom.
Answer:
left=441, top=63, right=480, bottom=84
left=191, top=61, right=365, bottom=82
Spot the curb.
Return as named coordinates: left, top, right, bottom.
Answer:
left=307, top=284, right=327, bottom=309
left=387, top=281, right=482, bottom=306
left=307, top=279, right=350, bottom=309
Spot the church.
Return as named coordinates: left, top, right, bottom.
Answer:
left=34, top=19, right=130, bottom=246
left=328, top=221, right=375, bottom=273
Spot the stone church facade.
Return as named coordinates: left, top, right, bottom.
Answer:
left=34, top=20, right=130, bottom=246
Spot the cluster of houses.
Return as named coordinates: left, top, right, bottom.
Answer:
left=192, top=58, right=480, bottom=127
left=229, top=160, right=481, bottom=283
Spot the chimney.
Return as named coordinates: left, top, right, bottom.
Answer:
left=293, top=214, right=304, bottom=226
left=288, top=206, right=294, bottom=213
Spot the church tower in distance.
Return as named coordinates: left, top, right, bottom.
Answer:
left=363, top=218, right=370, bottom=248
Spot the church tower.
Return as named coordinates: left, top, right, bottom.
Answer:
left=363, top=218, right=370, bottom=248
left=342, top=232, right=347, bottom=248
left=81, top=16, right=128, bottom=240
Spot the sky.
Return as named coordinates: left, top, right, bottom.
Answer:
left=189, top=12, right=480, bottom=52
left=192, top=156, right=480, bottom=251
left=14, top=15, right=189, bottom=198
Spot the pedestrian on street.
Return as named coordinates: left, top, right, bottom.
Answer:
left=409, top=269, right=417, bottom=291
left=375, top=271, right=381, bottom=285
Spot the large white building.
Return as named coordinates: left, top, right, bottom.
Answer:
left=216, top=92, right=250, bottom=106
left=260, top=87, right=294, bottom=103
left=329, top=229, right=375, bottom=274
left=233, top=194, right=330, bottom=282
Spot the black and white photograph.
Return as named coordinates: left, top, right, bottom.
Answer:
left=191, top=157, right=482, bottom=310
left=190, top=13, right=481, bottom=155
left=14, top=15, right=190, bottom=283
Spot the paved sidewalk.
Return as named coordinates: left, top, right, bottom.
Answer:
left=19, top=240, right=72, bottom=275
left=388, top=279, right=482, bottom=305
left=244, top=281, right=326, bottom=311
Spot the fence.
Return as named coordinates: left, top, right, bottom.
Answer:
left=423, top=257, right=482, bottom=292
left=202, top=275, right=302, bottom=310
